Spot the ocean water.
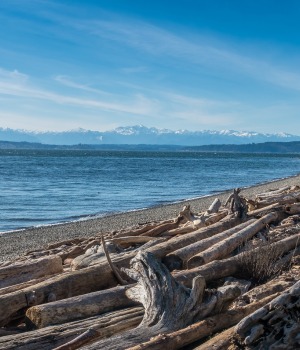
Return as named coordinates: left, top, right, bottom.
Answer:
left=0, top=149, right=300, bottom=232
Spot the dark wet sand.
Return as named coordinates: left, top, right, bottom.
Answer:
left=1, top=174, right=299, bottom=261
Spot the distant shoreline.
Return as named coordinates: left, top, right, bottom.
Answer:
left=1, top=140, right=300, bottom=153
left=1, top=173, right=300, bottom=262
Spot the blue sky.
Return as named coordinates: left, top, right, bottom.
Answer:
left=0, top=0, right=300, bottom=133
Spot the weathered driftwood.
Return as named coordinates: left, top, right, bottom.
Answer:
left=206, top=198, right=221, bottom=214
left=140, top=216, right=184, bottom=237
left=0, top=307, right=144, bottom=350
left=146, top=215, right=241, bottom=259
left=247, top=202, right=282, bottom=217
left=163, top=219, right=255, bottom=271
left=165, top=211, right=228, bottom=236
left=110, top=236, right=158, bottom=248
left=175, top=232, right=300, bottom=287
left=70, top=241, right=122, bottom=270
left=187, top=212, right=278, bottom=267
left=124, top=294, right=278, bottom=350
left=284, top=202, right=300, bottom=215
left=80, top=251, right=242, bottom=350
left=25, top=285, right=137, bottom=329
left=254, top=191, right=300, bottom=208
left=0, top=256, right=63, bottom=289
left=113, top=218, right=175, bottom=238
left=234, top=280, right=300, bottom=349
left=0, top=260, right=117, bottom=327
left=225, top=188, right=248, bottom=218
left=255, top=185, right=296, bottom=199
left=191, top=326, right=235, bottom=350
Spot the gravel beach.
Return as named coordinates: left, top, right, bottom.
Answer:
left=1, top=174, right=300, bottom=262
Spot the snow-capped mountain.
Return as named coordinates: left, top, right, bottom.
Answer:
left=0, top=125, right=299, bottom=146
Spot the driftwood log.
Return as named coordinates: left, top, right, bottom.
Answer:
left=25, top=285, right=138, bottom=329
left=234, top=280, right=300, bottom=349
left=187, top=212, right=278, bottom=267
left=0, top=256, right=63, bottom=289
left=163, top=219, right=255, bottom=270
left=0, top=307, right=144, bottom=350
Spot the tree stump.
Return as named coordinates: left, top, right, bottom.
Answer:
left=80, top=251, right=242, bottom=349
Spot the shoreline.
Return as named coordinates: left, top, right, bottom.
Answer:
left=1, top=173, right=300, bottom=261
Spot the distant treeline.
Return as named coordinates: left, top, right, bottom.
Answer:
left=0, top=140, right=300, bottom=153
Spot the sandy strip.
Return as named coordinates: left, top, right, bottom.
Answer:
left=0, top=174, right=300, bottom=262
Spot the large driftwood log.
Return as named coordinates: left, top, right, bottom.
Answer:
left=0, top=307, right=144, bottom=350
left=0, top=256, right=63, bottom=289
left=25, top=285, right=138, bottom=329
left=187, top=212, right=278, bottom=267
left=175, top=233, right=300, bottom=287
left=125, top=294, right=279, bottom=350
left=80, top=251, right=242, bottom=350
left=0, top=260, right=117, bottom=327
left=234, top=280, right=300, bottom=349
left=146, top=215, right=241, bottom=259
left=163, top=219, right=255, bottom=271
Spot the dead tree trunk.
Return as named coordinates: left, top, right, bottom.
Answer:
left=234, top=280, right=300, bottom=349
left=80, top=251, right=242, bottom=350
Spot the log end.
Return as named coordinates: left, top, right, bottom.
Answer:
left=161, top=254, right=183, bottom=271
left=187, top=256, right=205, bottom=269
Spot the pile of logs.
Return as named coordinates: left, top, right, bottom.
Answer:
left=0, top=184, right=300, bottom=349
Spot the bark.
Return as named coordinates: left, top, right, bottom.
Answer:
left=187, top=212, right=278, bottom=267
left=0, top=307, right=144, bottom=350
left=234, top=280, right=300, bottom=349
left=163, top=219, right=255, bottom=271
left=0, top=256, right=63, bottom=289
left=81, top=251, right=243, bottom=350
left=124, top=294, right=278, bottom=350
left=25, top=285, right=137, bottom=329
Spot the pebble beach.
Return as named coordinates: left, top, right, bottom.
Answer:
left=1, top=174, right=300, bottom=262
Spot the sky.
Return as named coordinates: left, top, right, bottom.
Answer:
left=0, top=0, right=300, bottom=134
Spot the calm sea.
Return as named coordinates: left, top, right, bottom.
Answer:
left=1, top=149, right=300, bottom=232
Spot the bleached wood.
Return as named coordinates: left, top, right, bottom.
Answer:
left=163, top=219, right=254, bottom=270
left=0, top=256, right=63, bottom=289
left=188, top=212, right=278, bottom=267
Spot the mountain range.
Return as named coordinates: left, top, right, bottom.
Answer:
left=1, top=125, right=300, bottom=146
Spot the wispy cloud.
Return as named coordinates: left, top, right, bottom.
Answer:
left=0, top=68, right=158, bottom=116
left=55, top=13, right=300, bottom=92
left=54, top=75, right=109, bottom=95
